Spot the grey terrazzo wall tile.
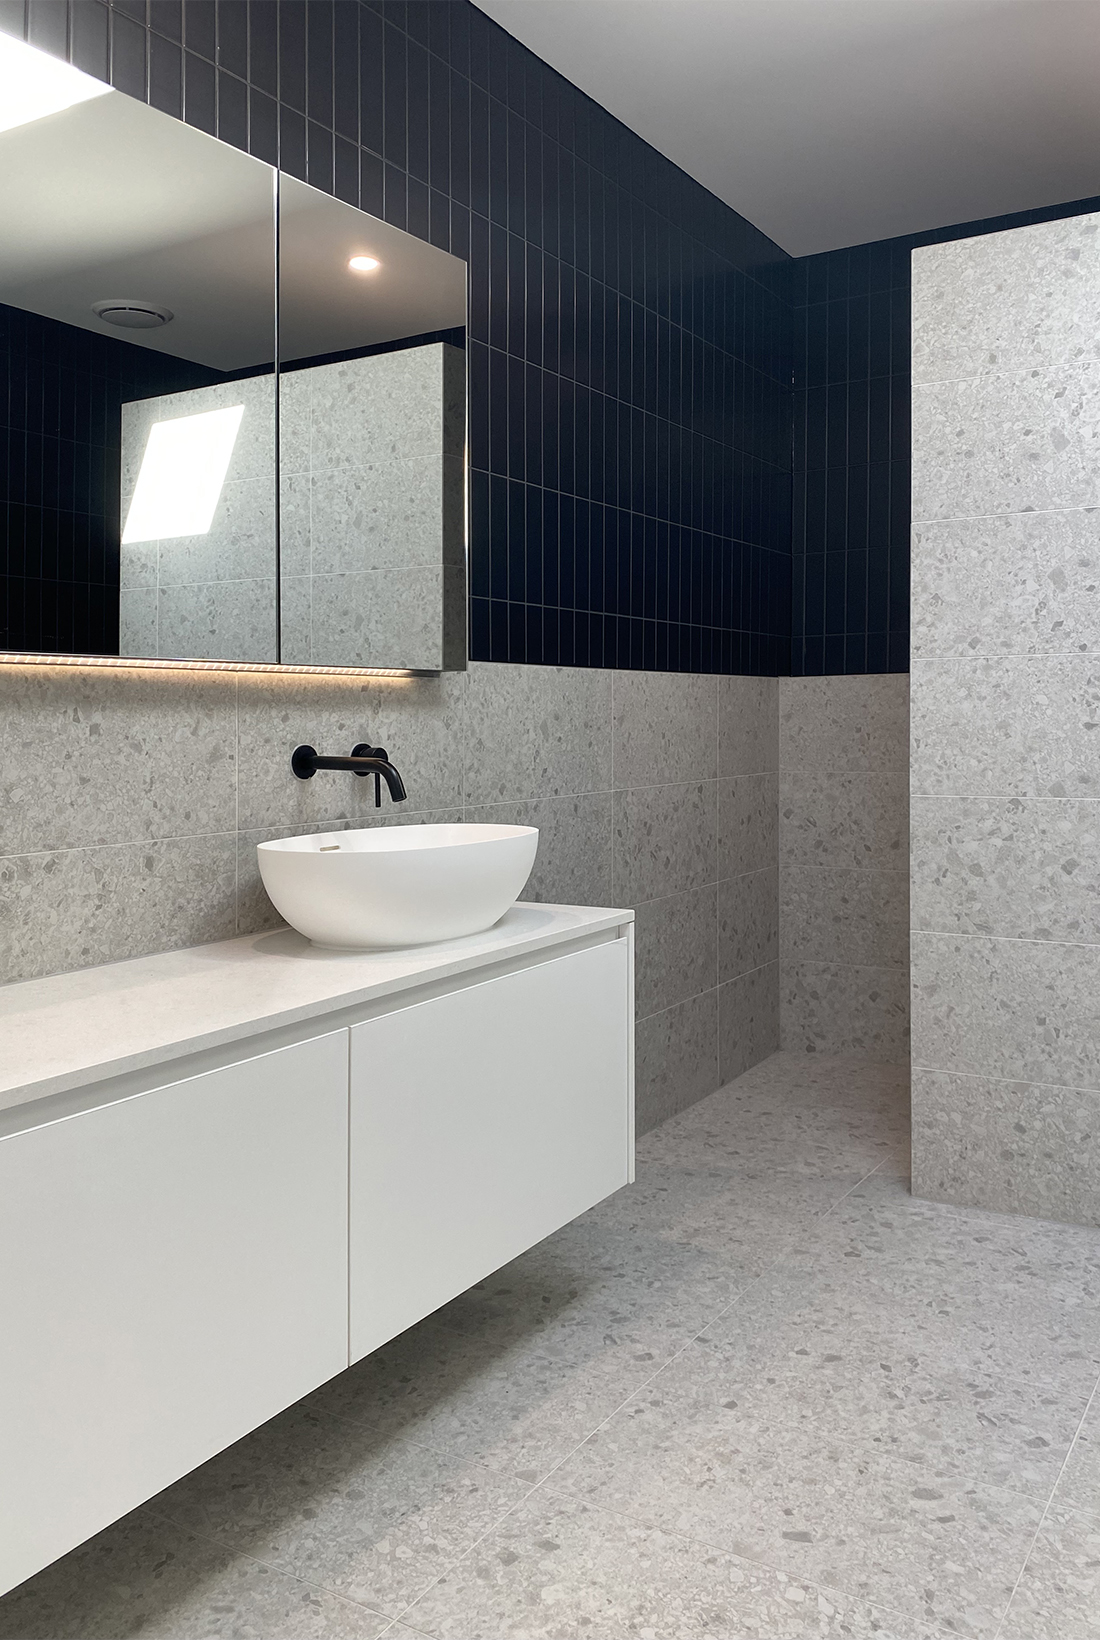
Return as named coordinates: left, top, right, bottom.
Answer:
left=307, top=456, right=447, bottom=575
left=911, top=1068, right=1100, bottom=1228
left=718, top=676, right=778, bottom=777
left=464, top=792, right=614, bottom=909
left=118, top=589, right=158, bottom=658
left=718, top=868, right=779, bottom=981
left=307, top=348, right=449, bottom=468
left=911, top=655, right=1100, bottom=800
left=912, top=363, right=1100, bottom=523
left=278, top=345, right=464, bottom=670
left=911, top=213, right=1100, bottom=386
left=779, top=770, right=909, bottom=870
left=463, top=663, right=612, bottom=805
left=911, top=510, right=1100, bottom=661
left=778, top=675, right=910, bottom=1060
left=911, top=931, right=1100, bottom=1091
left=719, top=774, right=778, bottom=879
left=0, top=666, right=237, bottom=855
left=1, top=834, right=238, bottom=983
left=154, top=481, right=276, bottom=587
left=781, top=865, right=909, bottom=969
left=911, top=795, right=1100, bottom=943
left=634, top=990, right=720, bottom=1134
left=911, top=218, right=1100, bottom=1226
left=632, top=886, right=718, bottom=1021
left=277, top=576, right=312, bottom=667
left=612, top=671, right=718, bottom=790
left=779, top=674, right=910, bottom=775
left=612, top=782, right=718, bottom=906
left=781, top=960, right=911, bottom=1061
left=118, top=377, right=278, bottom=665
left=718, top=960, right=780, bottom=1083
left=611, top=671, right=778, bottom=1119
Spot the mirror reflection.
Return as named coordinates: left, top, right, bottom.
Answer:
left=0, top=38, right=468, bottom=673
left=0, top=41, right=278, bottom=662
left=277, top=179, right=467, bottom=672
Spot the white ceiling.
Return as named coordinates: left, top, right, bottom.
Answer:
left=475, top=0, right=1100, bottom=256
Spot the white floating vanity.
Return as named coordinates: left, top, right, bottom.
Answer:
left=0, top=903, right=634, bottom=1597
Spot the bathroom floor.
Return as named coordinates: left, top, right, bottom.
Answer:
left=3, top=1051, right=1099, bottom=1640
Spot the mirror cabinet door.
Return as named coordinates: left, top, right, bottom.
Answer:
left=0, top=41, right=278, bottom=664
left=276, top=176, right=468, bottom=672
left=0, top=41, right=468, bottom=673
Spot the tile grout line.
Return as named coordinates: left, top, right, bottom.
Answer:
left=385, top=1153, right=895, bottom=1633
left=991, top=1370, right=1100, bottom=1640
left=911, top=1062, right=1100, bottom=1105
left=140, top=1498, right=403, bottom=1635
left=912, top=927, right=1100, bottom=952
left=528, top=1474, right=969, bottom=1640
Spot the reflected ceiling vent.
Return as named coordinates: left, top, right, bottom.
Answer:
left=91, top=299, right=174, bottom=330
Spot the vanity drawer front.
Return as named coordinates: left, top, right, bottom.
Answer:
left=349, top=938, right=632, bottom=1362
left=0, top=1031, right=348, bottom=1598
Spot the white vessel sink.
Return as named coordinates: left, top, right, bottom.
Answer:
left=257, top=823, right=539, bottom=950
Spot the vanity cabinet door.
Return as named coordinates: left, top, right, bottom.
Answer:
left=0, top=1031, right=348, bottom=1598
left=349, top=939, right=632, bottom=1362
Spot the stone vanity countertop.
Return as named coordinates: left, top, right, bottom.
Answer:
left=0, top=904, right=633, bottom=1115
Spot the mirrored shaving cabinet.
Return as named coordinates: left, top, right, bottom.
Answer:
left=0, top=34, right=468, bottom=675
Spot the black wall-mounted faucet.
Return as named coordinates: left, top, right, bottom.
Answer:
left=291, top=743, right=408, bottom=806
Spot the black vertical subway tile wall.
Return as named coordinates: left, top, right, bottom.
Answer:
left=6, top=0, right=793, bottom=674
left=788, top=191, right=1100, bottom=676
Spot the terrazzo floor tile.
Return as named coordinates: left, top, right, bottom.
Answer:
left=584, top=1162, right=873, bottom=1262
left=463, top=1216, right=755, bottom=1337
left=803, top=1175, right=1100, bottom=1305
left=4, top=1049, right=1100, bottom=1640
left=151, top=1405, right=534, bottom=1618
left=1052, top=1394, right=1100, bottom=1520
left=706, top=1261, right=1100, bottom=1398
left=398, top=1491, right=944, bottom=1640
left=0, top=1504, right=388, bottom=1639
left=634, top=1057, right=911, bottom=1180
left=599, top=1331, right=1082, bottom=1500
left=635, top=1102, right=910, bottom=1179
left=546, top=1402, right=1042, bottom=1637
left=304, top=1269, right=693, bottom=1481
left=996, top=1504, right=1100, bottom=1639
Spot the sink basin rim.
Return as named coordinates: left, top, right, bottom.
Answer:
left=256, top=822, right=540, bottom=951
left=257, top=822, right=537, bottom=859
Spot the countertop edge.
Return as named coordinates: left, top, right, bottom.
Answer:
left=0, top=906, right=634, bottom=1115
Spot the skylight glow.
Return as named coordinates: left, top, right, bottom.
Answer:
left=0, top=33, right=112, bottom=136
left=122, top=405, right=245, bottom=544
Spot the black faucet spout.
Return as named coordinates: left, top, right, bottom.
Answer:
left=291, top=743, right=408, bottom=803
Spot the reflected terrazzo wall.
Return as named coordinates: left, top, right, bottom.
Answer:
left=910, top=213, right=1100, bottom=1226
